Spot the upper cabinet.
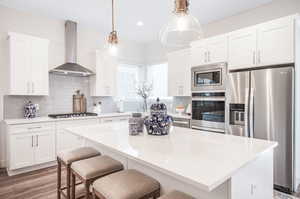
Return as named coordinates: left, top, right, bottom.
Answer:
left=228, top=27, right=257, bottom=70
left=8, top=32, right=49, bottom=96
left=90, top=50, right=117, bottom=97
left=168, top=49, right=191, bottom=96
left=228, top=15, right=296, bottom=70
left=191, top=35, right=228, bottom=66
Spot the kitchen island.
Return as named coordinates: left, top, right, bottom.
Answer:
left=66, top=122, right=277, bottom=199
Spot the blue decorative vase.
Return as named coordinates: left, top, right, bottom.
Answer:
left=144, top=98, right=173, bottom=136
left=24, top=101, right=38, bottom=119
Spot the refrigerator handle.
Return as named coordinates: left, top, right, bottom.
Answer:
left=249, top=88, right=255, bottom=138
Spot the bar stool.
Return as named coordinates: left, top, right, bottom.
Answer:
left=92, top=169, right=160, bottom=199
left=158, top=191, right=195, bottom=199
left=71, top=155, right=124, bottom=199
left=57, top=147, right=101, bottom=199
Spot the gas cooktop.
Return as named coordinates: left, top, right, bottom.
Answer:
left=48, top=112, right=98, bottom=119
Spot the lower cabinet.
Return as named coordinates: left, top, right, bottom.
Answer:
left=8, top=123, right=56, bottom=170
left=56, top=119, right=99, bottom=153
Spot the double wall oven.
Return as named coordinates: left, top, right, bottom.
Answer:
left=191, top=63, right=227, bottom=133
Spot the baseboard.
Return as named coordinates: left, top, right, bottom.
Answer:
left=7, top=161, right=57, bottom=176
left=0, top=159, right=5, bottom=168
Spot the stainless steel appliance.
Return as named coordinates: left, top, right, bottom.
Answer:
left=50, top=21, right=94, bottom=76
left=226, top=65, right=294, bottom=193
left=173, top=117, right=191, bottom=128
left=191, top=62, right=227, bottom=92
left=191, top=92, right=225, bottom=133
left=48, top=112, right=97, bottom=119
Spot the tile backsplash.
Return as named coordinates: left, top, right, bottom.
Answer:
left=3, top=74, right=192, bottom=119
left=4, top=74, right=92, bottom=119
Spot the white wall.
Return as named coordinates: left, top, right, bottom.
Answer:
left=0, top=5, right=146, bottom=167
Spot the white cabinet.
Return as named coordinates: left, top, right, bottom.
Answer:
left=168, top=49, right=191, bottom=96
left=191, top=35, right=228, bottom=66
left=100, top=116, right=129, bottom=123
left=228, top=15, right=296, bottom=70
left=257, top=16, right=294, bottom=66
left=56, top=119, right=99, bottom=153
left=228, top=27, right=257, bottom=70
left=90, top=51, right=117, bottom=97
left=8, top=32, right=49, bottom=96
left=7, top=123, right=56, bottom=170
left=9, top=133, right=35, bottom=170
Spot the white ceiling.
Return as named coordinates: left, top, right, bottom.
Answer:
left=0, top=0, right=273, bottom=43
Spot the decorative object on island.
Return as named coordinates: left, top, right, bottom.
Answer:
left=160, top=0, right=202, bottom=48
left=144, top=98, right=173, bottom=136
left=136, top=82, right=153, bottom=113
left=129, top=113, right=144, bottom=136
left=73, top=90, right=87, bottom=113
left=24, top=101, right=39, bottom=119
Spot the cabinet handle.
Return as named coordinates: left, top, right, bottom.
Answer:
left=257, top=50, right=261, bottom=64
left=208, top=51, right=210, bottom=62
left=28, top=126, right=42, bottom=130
left=32, top=82, right=34, bottom=94
left=27, top=82, right=30, bottom=94
left=204, top=52, right=207, bottom=63
left=253, top=51, right=256, bottom=65
left=36, top=135, right=38, bottom=147
left=32, top=136, right=34, bottom=147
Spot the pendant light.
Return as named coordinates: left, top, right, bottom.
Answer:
left=107, top=0, right=118, bottom=56
left=160, top=0, right=202, bottom=48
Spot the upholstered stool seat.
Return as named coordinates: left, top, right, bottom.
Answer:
left=92, top=169, right=160, bottom=199
left=158, top=191, right=195, bottom=199
left=58, top=147, right=100, bottom=165
left=71, top=155, right=124, bottom=199
left=57, top=147, right=101, bottom=199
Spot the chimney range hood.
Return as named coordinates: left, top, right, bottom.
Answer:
left=50, top=21, right=95, bottom=76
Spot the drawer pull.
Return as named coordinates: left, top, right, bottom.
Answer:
left=28, top=126, right=42, bottom=130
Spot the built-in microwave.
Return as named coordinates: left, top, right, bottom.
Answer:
left=191, top=63, right=227, bottom=92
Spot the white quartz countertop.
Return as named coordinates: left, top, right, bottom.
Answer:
left=65, top=122, right=277, bottom=192
left=4, top=113, right=132, bottom=125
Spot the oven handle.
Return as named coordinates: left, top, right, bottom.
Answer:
left=192, top=97, right=225, bottom=101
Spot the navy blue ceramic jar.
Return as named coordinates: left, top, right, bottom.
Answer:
left=144, top=98, right=173, bottom=136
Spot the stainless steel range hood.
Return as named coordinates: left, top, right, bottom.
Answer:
left=50, top=21, right=94, bottom=76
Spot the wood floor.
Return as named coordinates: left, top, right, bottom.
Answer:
left=0, top=166, right=61, bottom=199
left=0, top=166, right=299, bottom=199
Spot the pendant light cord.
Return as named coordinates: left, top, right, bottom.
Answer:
left=112, top=0, right=115, bottom=32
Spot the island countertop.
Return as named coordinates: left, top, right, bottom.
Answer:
left=65, top=122, right=277, bottom=192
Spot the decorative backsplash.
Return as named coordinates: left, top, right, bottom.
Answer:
left=3, top=74, right=192, bottom=119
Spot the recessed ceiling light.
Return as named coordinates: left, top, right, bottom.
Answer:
left=136, top=21, right=144, bottom=27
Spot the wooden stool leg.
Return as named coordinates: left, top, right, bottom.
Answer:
left=71, top=172, right=76, bottom=199
left=85, top=181, right=90, bottom=199
left=57, top=158, right=62, bottom=199
left=67, top=165, right=71, bottom=199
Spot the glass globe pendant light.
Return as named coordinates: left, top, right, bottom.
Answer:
left=106, top=0, right=118, bottom=56
left=160, top=0, right=202, bottom=47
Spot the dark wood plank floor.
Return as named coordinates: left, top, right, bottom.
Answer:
left=0, top=166, right=299, bottom=199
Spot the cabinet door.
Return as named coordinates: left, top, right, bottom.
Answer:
left=168, top=49, right=191, bottom=96
left=257, top=17, right=294, bottom=66
left=206, top=35, right=228, bottom=64
left=30, top=38, right=49, bottom=96
left=10, top=133, right=35, bottom=170
left=34, top=131, right=56, bottom=165
left=191, top=42, right=207, bottom=66
left=91, top=51, right=117, bottom=96
left=8, top=34, right=31, bottom=95
left=228, top=28, right=257, bottom=70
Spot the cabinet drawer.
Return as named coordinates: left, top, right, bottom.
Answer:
left=101, top=116, right=129, bottom=123
left=56, top=119, right=99, bottom=129
left=173, top=118, right=191, bottom=128
left=8, top=122, right=55, bottom=134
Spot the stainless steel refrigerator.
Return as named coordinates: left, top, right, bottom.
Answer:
left=225, top=65, right=294, bottom=193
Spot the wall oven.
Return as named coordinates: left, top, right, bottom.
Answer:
left=191, top=63, right=227, bottom=92
left=191, top=92, right=226, bottom=133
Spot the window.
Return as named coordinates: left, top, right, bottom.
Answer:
left=117, top=64, right=141, bottom=99
left=147, top=63, right=168, bottom=98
